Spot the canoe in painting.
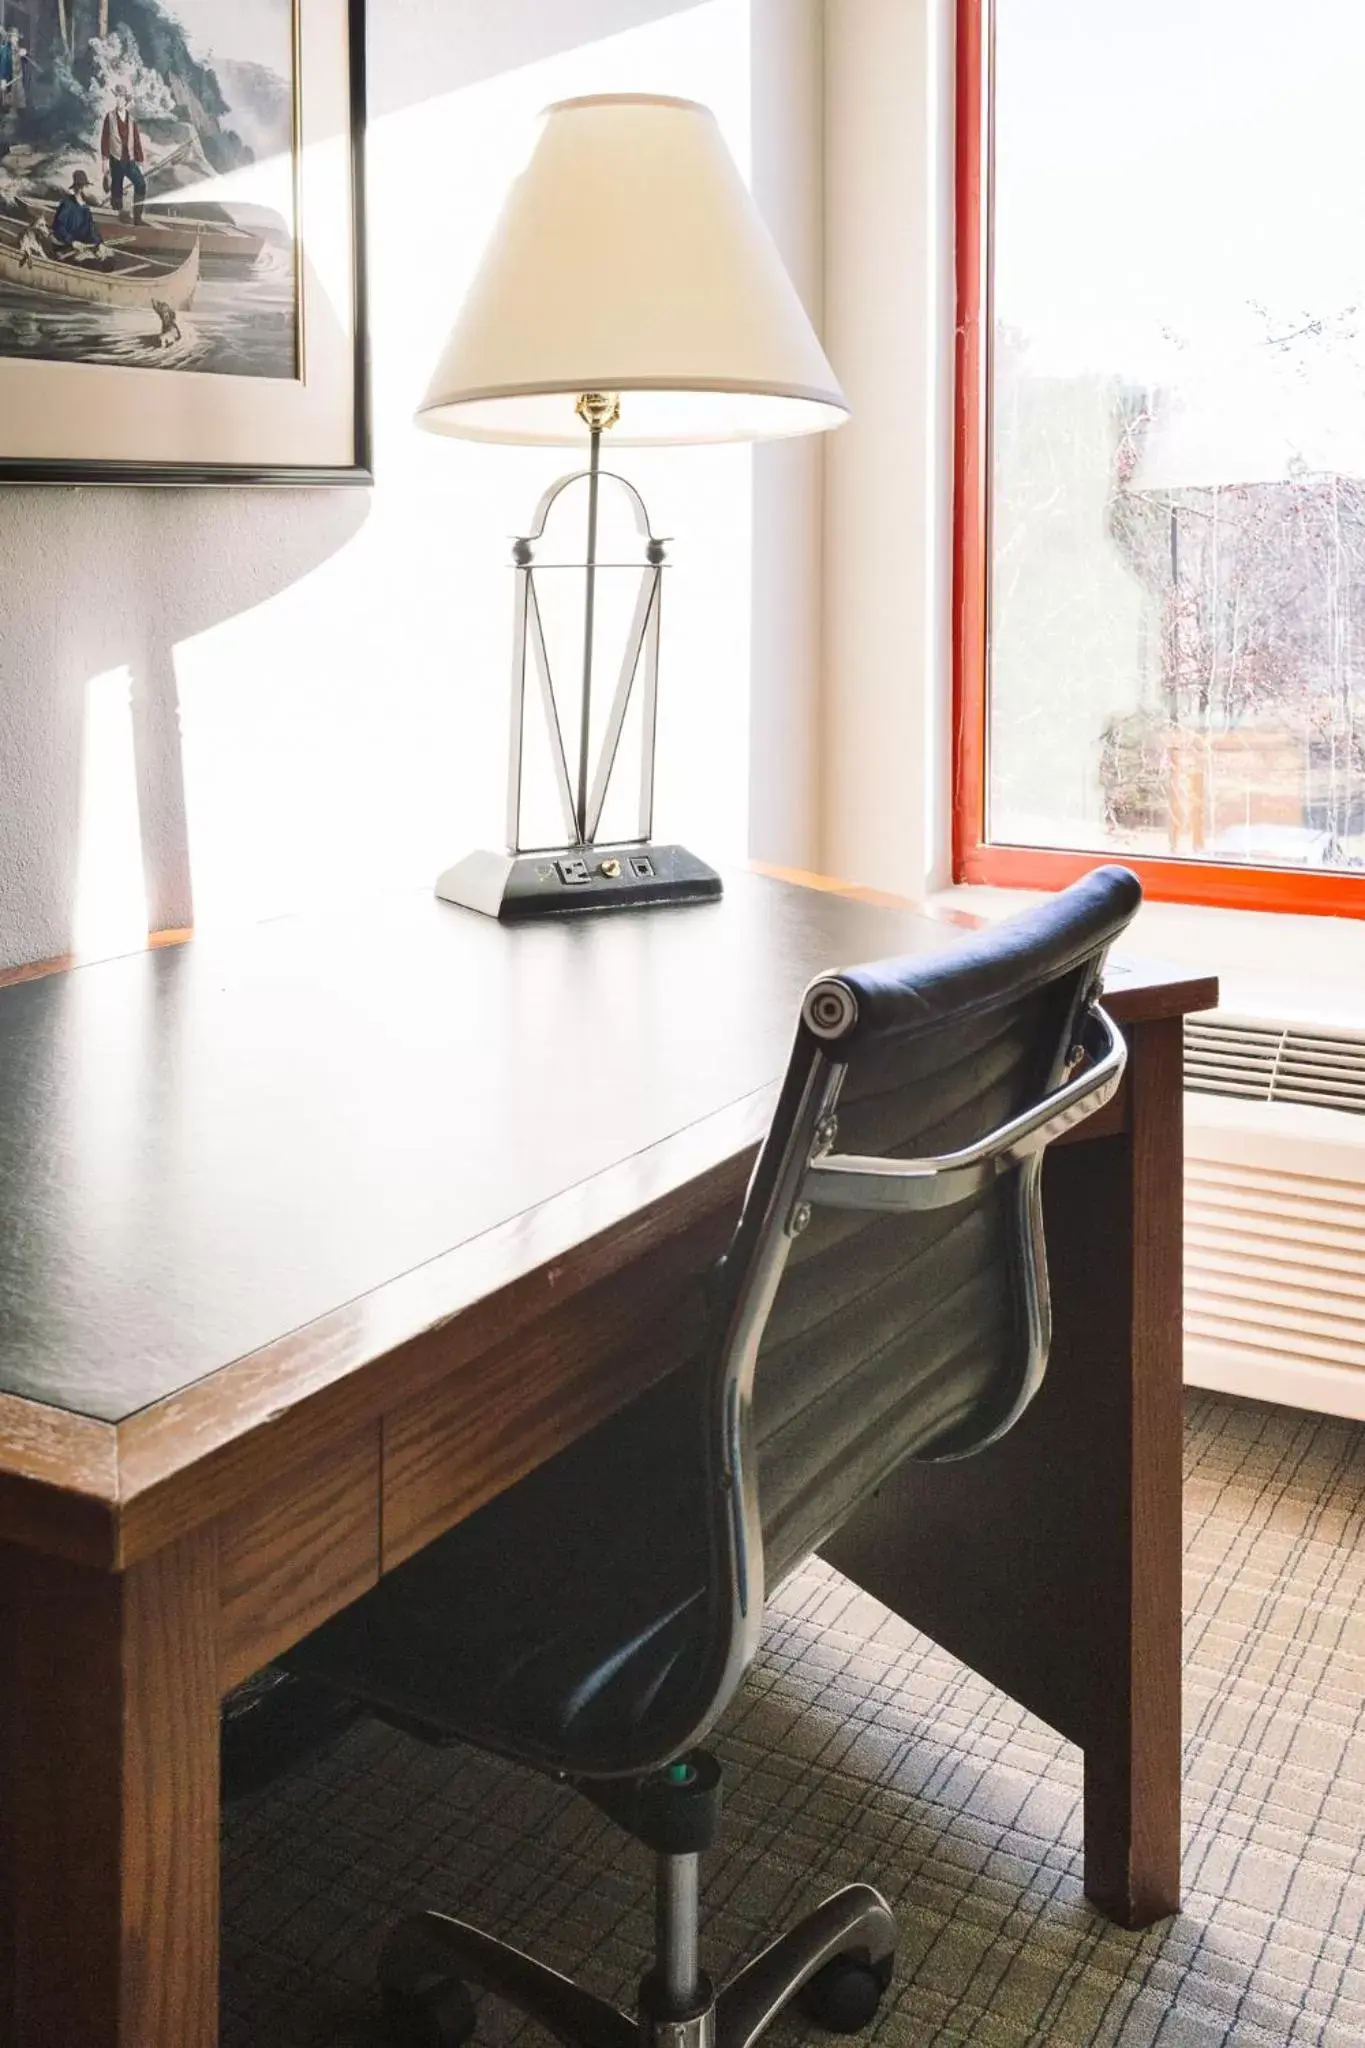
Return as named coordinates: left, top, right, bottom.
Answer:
left=0, top=221, right=200, bottom=312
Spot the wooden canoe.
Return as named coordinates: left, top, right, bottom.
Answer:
left=0, top=223, right=200, bottom=311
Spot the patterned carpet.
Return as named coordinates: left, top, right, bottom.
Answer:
left=222, top=1393, right=1365, bottom=2047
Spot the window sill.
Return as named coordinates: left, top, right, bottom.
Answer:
left=928, top=883, right=1365, bottom=1029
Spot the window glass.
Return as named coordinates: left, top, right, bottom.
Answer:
left=989, top=0, right=1365, bottom=873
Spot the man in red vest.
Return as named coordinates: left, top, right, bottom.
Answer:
left=101, top=86, right=147, bottom=223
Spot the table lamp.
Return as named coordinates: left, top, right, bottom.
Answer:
left=417, top=93, right=848, bottom=919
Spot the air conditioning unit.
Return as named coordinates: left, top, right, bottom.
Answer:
left=1184, top=1014, right=1365, bottom=1421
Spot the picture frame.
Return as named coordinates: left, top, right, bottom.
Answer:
left=0, top=0, right=370, bottom=486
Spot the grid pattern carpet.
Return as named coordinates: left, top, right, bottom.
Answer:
left=222, top=1392, right=1365, bottom=2047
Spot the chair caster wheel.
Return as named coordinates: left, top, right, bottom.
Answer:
left=380, top=1977, right=477, bottom=2048
left=797, top=1951, right=893, bottom=2035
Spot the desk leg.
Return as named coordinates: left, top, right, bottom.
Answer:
left=820, top=1015, right=1184, bottom=1930
left=0, top=1531, right=220, bottom=2047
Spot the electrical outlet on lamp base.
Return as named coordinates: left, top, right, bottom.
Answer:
left=435, top=844, right=723, bottom=921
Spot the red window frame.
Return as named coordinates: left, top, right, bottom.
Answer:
left=951, top=0, right=1365, bottom=918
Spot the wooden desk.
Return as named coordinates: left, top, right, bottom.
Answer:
left=0, top=874, right=1216, bottom=2047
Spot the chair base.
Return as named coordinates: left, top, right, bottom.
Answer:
left=378, top=1882, right=896, bottom=2048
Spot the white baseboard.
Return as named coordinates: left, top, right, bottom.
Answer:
left=1185, top=1341, right=1365, bottom=1421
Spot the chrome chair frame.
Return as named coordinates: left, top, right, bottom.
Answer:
left=712, top=992, right=1126, bottom=1695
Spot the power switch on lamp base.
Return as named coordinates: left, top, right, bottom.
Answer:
left=436, top=845, right=723, bottom=921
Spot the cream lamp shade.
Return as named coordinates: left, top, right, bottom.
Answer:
left=416, top=94, right=848, bottom=447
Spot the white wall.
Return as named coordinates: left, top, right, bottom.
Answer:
left=749, top=0, right=826, bottom=871
left=822, top=0, right=954, bottom=898
left=1, top=0, right=832, bottom=972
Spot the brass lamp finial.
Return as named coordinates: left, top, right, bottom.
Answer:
left=575, top=391, right=621, bottom=433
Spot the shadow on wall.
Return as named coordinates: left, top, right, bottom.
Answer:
left=0, top=488, right=369, bottom=972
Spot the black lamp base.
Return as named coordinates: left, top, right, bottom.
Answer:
left=435, top=844, right=723, bottom=921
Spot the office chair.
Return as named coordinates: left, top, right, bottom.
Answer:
left=284, top=864, right=1141, bottom=2048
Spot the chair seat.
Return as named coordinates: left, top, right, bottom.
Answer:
left=287, top=1315, right=983, bottom=1783
left=286, top=1202, right=1030, bottom=1783
left=285, top=1365, right=720, bottom=1780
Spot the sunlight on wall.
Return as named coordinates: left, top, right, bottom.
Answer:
left=175, top=515, right=407, bottom=929
left=72, top=666, right=146, bottom=958
left=173, top=1, right=754, bottom=933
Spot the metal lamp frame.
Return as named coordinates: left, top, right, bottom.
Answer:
left=433, top=398, right=723, bottom=920
left=507, top=427, right=668, bottom=857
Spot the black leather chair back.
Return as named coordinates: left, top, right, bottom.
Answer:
left=752, top=888, right=1132, bottom=1580
left=691, top=866, right=1141, bottom=1724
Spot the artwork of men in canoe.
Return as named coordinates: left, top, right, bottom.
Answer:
left=0, top=0, right=298, bottom=380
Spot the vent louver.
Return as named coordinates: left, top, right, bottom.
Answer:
left=1184, top=1014, right=1365, bottom=1116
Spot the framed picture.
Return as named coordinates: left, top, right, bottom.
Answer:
left=0, top=0, right=369, bottom=485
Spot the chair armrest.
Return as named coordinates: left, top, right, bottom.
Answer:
left=802, top=1004, right=1126, bottom=1216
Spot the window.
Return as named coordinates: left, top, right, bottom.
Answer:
left=955, top=0, right=1365, bottom=913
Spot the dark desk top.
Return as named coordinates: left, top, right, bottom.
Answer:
left=0, top=874, right=1215, bottom=1424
